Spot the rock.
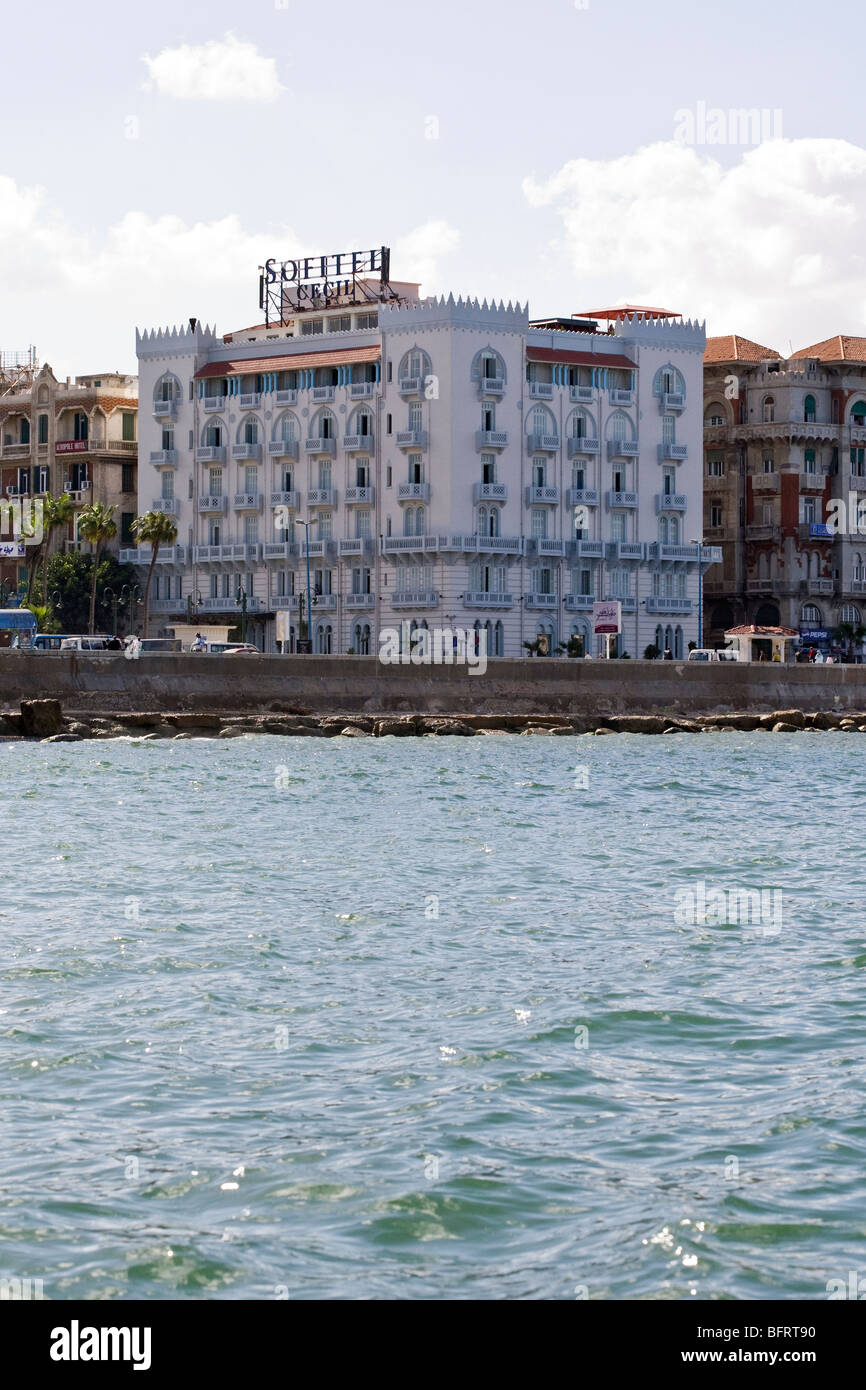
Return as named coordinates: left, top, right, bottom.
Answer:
left=117, top=713, right=165, bottom=728
left=374, top=720, right=418, bottom=737
left=0, top=714, right=22, bottom=733
left=522, top=726, right=556, bottom=735
left=593, top=727, right=615, bottom=735
left=760, top=709, right=806, bottom=729
left=551, top=727, right=577, bottom=735
left=605, top=715, right=669, bottom=735
left=66, top=722, right=92, bottom=736
left=772, top=722, right=800, bottom=732
left=340, top=726, right=369, bottom=737
left=433, top=720, right=475, bottom=736
left=166, top=713, right=224, bottom=730
left=218, top=727, right=247, bottom=738
left=19, top=699, right=63, bottom=737
left=42, top=732, right=83, bottom=743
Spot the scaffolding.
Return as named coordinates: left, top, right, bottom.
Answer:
left=0, top=346, right=38, bottom=398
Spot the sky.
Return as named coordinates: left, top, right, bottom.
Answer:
left=1, top=0, right=865, bottom=375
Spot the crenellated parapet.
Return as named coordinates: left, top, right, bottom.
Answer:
left=382, top=294, right=529, bottom=334
left=136, top=323, right=221, bottom=358
left=614, top=314, right=707, bottom=352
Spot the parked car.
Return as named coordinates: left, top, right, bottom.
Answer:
left=687, top=648, right=739, bottom=663
left=59, top=636, right=113, bottom=652
left=194, top=641, right=260, bottom=655
left=136, top=638, right=182, bottom=653
left=33, top=634, right=71, bottom=651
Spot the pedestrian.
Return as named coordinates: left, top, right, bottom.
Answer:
left=191, top=631, right=207, bottom=652
left=663, top=646, right=673, bottom=660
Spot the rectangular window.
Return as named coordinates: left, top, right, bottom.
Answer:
left=330, top=315, right=351, bottom=333
left=121, top=412, right=136, bottom=442
left=161, top=473, right=175, bottom=500
left=316, top=513, right=332, bottom=541
left=318, top=461, right=331, bottom=490
left=531, top=509, right=546, bottom=539
left=386, top=465, right=392, bottom=487
left=355, top=510, right=371, bottom=539
left=121, top=512, right=135, bottom=544
left=209, top=468, right=223, bottom=494
left=762, top=456, right=775, bottom=473
left=803, top=450, right=816, bottom=474
left=300, top=319, right=324, bottom=336
left=408, top=454, right=423, bottom=484
left=356, top=313, right=378, bottom=330
left=710, top=503, right=722, bottom=528
left=409, top=401, right=423, bottom=431
left=38, top=414, right=48, bottom=444
left=611, top=512, right=626, bottom=541
left=161, top=427, right=174, bottom=450
left=243, top=515, right=259, bottom=543
left=122, top=463, right=135, bottom=493
left=481, top=453, right=496, bottom=484
left=707, top=458, right=724, bottom=477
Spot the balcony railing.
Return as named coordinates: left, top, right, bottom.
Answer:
left=799, top=472, right=825, bottom=491
left=464, top=592, right=514, bottom=608
left=274, top=389, right=298, bottom=405
left=656, top=493, right=687, bottom=511
left=608, top=541, right=645, bottom=561
left=525, top=485, right=560, bottom=505
left=397, top=482, right=430, bottom=502
left=606, top=490, right=638, bottom=508
left=338, top=538, right=374, bottom=557
left=569, top=385, right=594, bottom=404
left=232, top=444, right=261, bottom=461
left=607, top=439, right=639, bottom=458
left=567, top=436, right=600, bottom=457
left=343, top=434, right=375, bottom=452
left=268, top=439, right=299, bottom=459
left=271, top=595, right=299, bottom=610
left=233, top=492, right=264, bottom=511
left=609, top=388, right=633, bottom=405
left=569, top=539, right=604, bottom=559
left=270, top=490, right=301, bottom=510
left=152, top=398, right=177, bottom=419
left=238, top=393, right=261, bottom=409
left=397, top=430, right=429, bottom=449
left=564, top=595, right=595, bottom=611
left=149, top=449, right=178, bottom=466
left=751, top=472, right=780, bottom=491
left=346, top=593, right=376, bottom=610
left=381, top=535, right=441, bottom=554
left=658, top=443, right=688, bottom=461
left=398, top=377, right=423, bottom=396
left=305, top=437, right=336, bottom=455
left=391, top=590, right=439, bottom=608
left=478, top=377, right=505, bottom=396
left=476, top=430, right=509, bottom=450
left=528, top=381, right=554, bottom=399
left=527, top=433, right=559, bottom=452
left=661, top=392, right=685, bottom=412
left=312, top=386, right=335, bottom=402
left=472, top=482, right=508, bottom=502
left=311, top=593, right=337, bottom=611
left=195, top=446, right=225, bottom=463
left=197, top=495, right=228, bottom=513
left=525, top=592, right=558, bottom=609
left=119, top=544, right=187, bottom=566
left=527, top=538, right=566, bottom=557
left=203, top=396, right=225, bottom=412
left=802, top=578, right=834, bottom=594
left=645, top=596, right=692, bottom=613
left=149, top=598, right=185, bottom=613
left=193, top=544, right=260, bottom=564
left=349, top=382, right=375, bottom=399
left=307, top=488, right=338, bottom=507
left=200, top=595, right=264, bottom=613
left=344, top=486, right=375, bottom=505
left=262, top=542, right=299, bottom=561
left=151, top=497, right=179, bottom=514
left=566, top=488, right=599, bottom=508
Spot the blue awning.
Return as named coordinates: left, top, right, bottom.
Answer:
left=0, top=608, right=37, bottom=630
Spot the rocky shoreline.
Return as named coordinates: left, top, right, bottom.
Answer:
left=5, top=699, right=866, bottom=741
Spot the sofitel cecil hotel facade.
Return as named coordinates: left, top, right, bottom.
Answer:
left=133, top=275, right=717, bottom=658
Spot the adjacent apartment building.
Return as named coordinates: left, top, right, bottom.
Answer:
left=703, top=334, right=866, bottom=650
left=0, top=360, right=138, bottom=595
left=133, top=260, right=717, bottom=657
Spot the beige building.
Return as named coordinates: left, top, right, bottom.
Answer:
left=703, top=334, right=866, bottom=653
left=0, top=362, right=138, bottom=596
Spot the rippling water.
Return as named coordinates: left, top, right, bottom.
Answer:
left=3, top=730, right=866, bottom=1300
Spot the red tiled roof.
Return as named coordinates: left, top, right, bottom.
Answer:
left=194, top=345, right=381, bottom=379
left=577, top=305, right=681, bottom=320
left=526, top=348, right=636, bottom=369
left=791, top=335, right=866, bottom=362
left=704, top=335, right=780, bottom=364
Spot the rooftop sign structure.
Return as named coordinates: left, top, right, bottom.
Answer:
left=258, top=246, right=396, bottom=325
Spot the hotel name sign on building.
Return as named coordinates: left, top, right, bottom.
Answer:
left=259, top=246, right=391, bottom=321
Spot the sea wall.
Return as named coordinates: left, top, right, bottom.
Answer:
left=0, top=652, right=865, bottom=716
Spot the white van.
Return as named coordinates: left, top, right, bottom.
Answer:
left=59, top=636, right=111, bottom=652
left=687, top=648, right=739, bottom=663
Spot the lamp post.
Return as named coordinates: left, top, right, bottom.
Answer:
left=102, top=587, right=118, bottom=636
left=236, top=583, right=248, bottom=643
left=124, top=583, right=142, bottom=635
left=295, top=518, right=313, bottom=653
left=692, top=538, right=704, bottom=648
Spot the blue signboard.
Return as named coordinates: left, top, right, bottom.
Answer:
left=799, top=628, right=829, bottom=641
left=810, top=523, right=832, bottom=538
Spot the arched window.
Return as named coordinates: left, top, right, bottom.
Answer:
left=237, top=415, right=259, bottom=444
left=850, top=401, right=866, bottom=426
left=655, top=624, right=664, bottom=653
left=674, top=625, right=684, bottom=659
left=273, top=412, right=298, bottom=442
left=315, top=623, right=333, bottom=654
left=659, top=516, right=670, bottom=544
left=755, top=602, right=780, bottom=625
left=669, top=516, right=680, bottom=544
left=310, top=408, right=336, bottom=439
left=567, top=408, right=596, bottom=439
left=202, top=420, right=223, bottom=446
left=801, top=604, right=822, bottom=624
left=804, top=394, right=816, bottom=423
left=762, top=395, right=775, bottom=423
left=528, top=404, right=556, bottom=438
left=653, top=365, right=685, bottom=399
left=471, top=347, right=506, bottom=384
left=494, top=621, right=504, bottom=657
left=606, top=410, right=634, bottom=441
left=841, top=604, right=861, bottom=625
left=155, top=373, right=180, bottom=403
left=349, top=407, right=373, bottom=438
left=704, top=402, right=727, bottom=427
left=399, top=347, right=432, bottom=383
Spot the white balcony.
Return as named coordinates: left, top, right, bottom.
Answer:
left=464, top=592, right=514, bottom=608
left=343, top=434, right=375, bottom=452
left=233, top=492, right=264, bottom=511
left=338, top=538, right=375, bottom=558
left=119, top=544, right=187, bottom=567
left=149, top=449, right=178, bottom=467
left=525, top=485, right=560, bottom=505
left=304, top=540, right=337, bottom=560
left=525, top=592, right=558, bottom=610
left=472, top=482, right=508, bottom=503
left=312, top=385, right=335, bottom=403
left=397, top=430, right=429, bottom=449
left=193, top=544, right=260, bottom=564
left=195, top=446, right=225, bottom=463
left=398, top=377, right=422, bottom=396
left=609, top=388, right=633, bottom=405
left=656, top=492, right=687, bottom=511
left=149, top=598, right=185, bottom=613
left=272, top=595, right=299, bottom=610
left=566, top=488, right=599, bottom=508
left=569, top=385, right=594, bottom=404
left=607, top=439, right=639, bottom=459
left=152, top=398, right=177, bottom=419
left=391, top=590, right=439, bottom=608
left=307, top=488, right=338, bottom=507
left=647, top=542, right=701, bottom=563
left=478, top=377, right=505, bottom=396
left=311, top=593, right=337, bottom=611
left=346, top=593, right=376, bottom=610
left=274, top=389, right=298, bottom=405
left=567, top=436, right=600, bottom=457
left=564, top=595, right=595, bottom=611
left=661, top=392, right=685, bottom=412
left=608, top=541, right=644, bottom=561
left=232, top=444, right=261, bottom=461
left=606, top=490, right=638, bottom=508
left=570, top=539, right=604, bottom=559
left=381, top=535, right=442, bottom=555
left=268, top=439, right=299, bottom=460
left=645, top=596, right=693, bottom=613
left=151, top=497, right=179, bottom=515
left=476, top=430, right=509, bottom=451
left=197, top=494, right=228, bottom=513
left=527, top=538, right=566, bottom=557
left=238, top=393, right=261, bottom=409
left=305, top=437, right=336, bottom=456
left=349, top=382, right=375, bottom=399
left=528, top=382, right=554, bottom=399
left=203, top=396, right=225, bottom=412
left=200, top=595, right=264, bottom=613
left=263, top=542, right=299, bottom=562
left=439, top=533, right=522, bottom=554
left=527, top=433, right=559, bottom=452
left=270, top=490, right=301, bottom=510
left=398, top=482, right=430, bottom=502
left=344, top=485, right=375, bottom=504
left=658, top=443, right=688, bottom=461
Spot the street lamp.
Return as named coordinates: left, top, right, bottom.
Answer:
left=236, top=583, right=248, bottom=643
left=692, top=538, right=705, bottom=648
left=294, top=518, right=313, bottom=653
left=102, top=587, right=118, bottom=636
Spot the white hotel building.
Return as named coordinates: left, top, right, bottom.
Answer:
left=132, top=276, right=717, bottom=657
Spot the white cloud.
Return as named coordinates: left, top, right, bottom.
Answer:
left=0, top=177, right=460, bottom=373
left=142, top=33, right=284, bottom=104
left=523, top=138, right=866, bottom=349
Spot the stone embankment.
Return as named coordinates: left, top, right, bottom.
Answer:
left=5, top=700, right=866, bottom=742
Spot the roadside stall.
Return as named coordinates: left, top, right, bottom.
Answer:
left=723, top=624, right=799, bottom=664
left=0, top=608, right=37, bottom=650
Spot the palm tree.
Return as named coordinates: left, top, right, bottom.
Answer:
left=130, top=510, right=179, bottom=636
left=29, top=493, right=75, bottom=606
left=77, top=503, right=117, bottom=634
left=834, top=621, right=866, bottom=662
